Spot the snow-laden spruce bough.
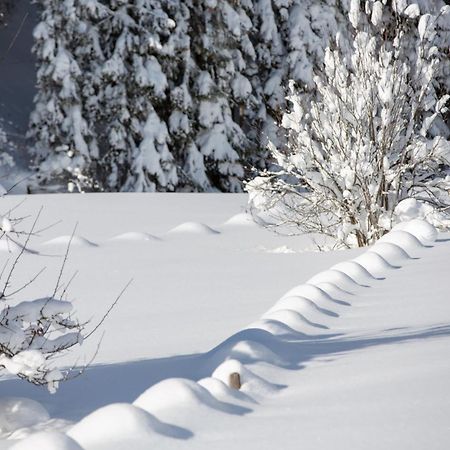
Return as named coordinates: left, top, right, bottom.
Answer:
left=26, top=0, right=449, bottom=195
left=4, top=217, right=439, bottom=449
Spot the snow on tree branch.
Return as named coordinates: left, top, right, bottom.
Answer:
left=248, top=3, right=450, bottom=248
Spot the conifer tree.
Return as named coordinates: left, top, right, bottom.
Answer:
left=96, top=0, right=178, bottom=192
left=29, top=0, right=108, bottom=192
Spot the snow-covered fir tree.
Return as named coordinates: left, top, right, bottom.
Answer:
left=29, top=0, right=109, bottom=192
left=186, top=0, right=254, bottom=192
left=248, top=3, right=450, bottom=248
left=95, top=0, right=178, bottom=192
left=28, top=0, right=449, bottom=193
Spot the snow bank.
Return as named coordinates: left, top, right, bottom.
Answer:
left=352, top=251, right=397, bottom=278
left=212, top=359, right=282, bottom=400
left=198, top=377, right=257, bottom=404
left=379, top=230, right=424, bottom=255
left=308, top=269, right=363, bottom=291
left=213, top=339, right=289, bottom=367
left=222, top=212, right=257, bottom=227
left=393, top=219, right=437, bottom=246
left=10, top=432, right=83, bottom=450
left=282, top=283, right=348, bottom=306
left=167, top=222, right=220, bottom=235
left=313, top=281, right=354, bottom=299
left=260, top=309, right=327, bottom=334
left=267, top=296, right=338, bottom=318
left=0, top=398, right=49, bottom=437
left=245, top=317, right=321, bottom=336
left=42, top=235, right=98, bottom=247
left=109, top=231, right=160, bottom=242
left=331, top=260, right=378, bottom=283
left=67, top=403, right=191, bottom=447
left=134, top=378, right=243, bottom=415
left=369, top=241, right=412, bottom=266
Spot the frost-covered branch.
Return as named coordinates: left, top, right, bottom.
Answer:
left=248, top=3, right=450, bottom=248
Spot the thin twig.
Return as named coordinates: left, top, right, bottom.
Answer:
left=0, top=12, right=29, bottom=63
left=52, top=223, right=77, bottom=298
left=0, top=207, right=42, bottom=299
left=85, top=279, right=133, bottom=340
left=6, top=267, right=47, bottom=298
left=59, top=270, right=79, bottom=301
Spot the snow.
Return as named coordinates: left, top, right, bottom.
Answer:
left=222, top=212, right=257, bottom=227
left=378, top=230, right=425, bottom=255
left=393, top=219, right=438, bottom=246
left=0, top=398, right=49, bottom=437
left=167, top=222, right=220, bottom=235
left=67, top=403, right=191, bottom=449
left=0, top=194, right=449, bottom=450
left=10, top=432, right=82, bottom=450
left=42, top=236, right=97, bottom=248
left=368, top=241, right=411, bottom=266
left=109, top=232, right=160, bottom=242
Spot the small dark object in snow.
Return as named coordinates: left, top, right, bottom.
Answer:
left=229, top=372, right=241, bottom=390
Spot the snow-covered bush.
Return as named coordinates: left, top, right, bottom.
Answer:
left=0, top=211, right=83, bottom=392
left=0, top=298, right=83, bottom=393
left=248, top=4, right=450, bottom=247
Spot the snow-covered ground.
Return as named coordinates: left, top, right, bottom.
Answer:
left=0, top=193, right=449, bottom=449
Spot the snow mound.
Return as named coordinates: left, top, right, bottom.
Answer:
left=282, top=284, right=345, bottom=306
left=10, top=431, right=82, bottom=450
left=212, top=359, right=282, bottom=400
left=167, top=222, right=220, bottom=235
left=223, top=212, right=257, bottom=227
left=245, top=318, right=310, bottom=336
left=369, top=241, right=412, bottom=266
left=42, top=235, right=97, bottom=247
left=393, top=219, right=437, bottom=246
left=308, top=269, right=363, bottom=291
left=110, top=232, right=160, bottom=242
left=394, top=197, right=432, bottom=222
left=67, top=403, right=191, bottom=446
left=216, top=339, right=289, bottom=367
left=198, top=377, right=257, bottom=405
left=379, top=230, right=424, bottom=255
left=261, top=309, right=328, bottom=333
left=267, top=296, right=338, bottom=318
left=134, top=378, right=243, bottom=415
left=352, top=251, right=397, bottom=278
left=313, top=281, right=354, bottom=299
left=0, top=398, right=50, bottom=437
left=331, top=260, right=378, bottom=283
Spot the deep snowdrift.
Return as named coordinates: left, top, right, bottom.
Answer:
left=0, top=194, right=449, bottom=450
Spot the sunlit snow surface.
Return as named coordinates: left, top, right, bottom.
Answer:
left=0, top=194, right=449, bottom=449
